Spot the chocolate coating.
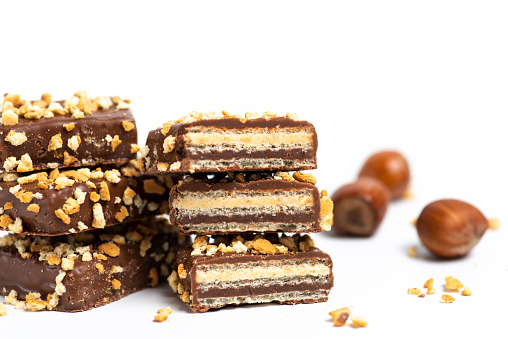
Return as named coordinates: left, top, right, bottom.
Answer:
left=0, top=102, right=136, bottom=172
left=0, top=217, right=191, bottom=312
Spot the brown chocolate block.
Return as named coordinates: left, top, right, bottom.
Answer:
left=142, top=113, right=317, bottom=174
left=0, top=217, right=191, bottom=312
left=169, top=234, right=333, bottom=312
left=168, top=172, right=333, bottom=235
left=0, top=92, right=137, bottom=173
left=0, top=162, right=177, bottom=235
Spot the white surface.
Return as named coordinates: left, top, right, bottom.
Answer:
left=1, top=1, right=508, bottom=337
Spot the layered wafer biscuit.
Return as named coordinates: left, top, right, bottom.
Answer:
left=169, top=234, right=333, bottom=312
left=168, top=172, right=333, bottom=234
left=0, top=162, right=177, bottom=235
left=0, top=217, right=191, bottom=312
left=142, top=112, right=317, bottom=174
left=0, top=92, right=138, bottom=173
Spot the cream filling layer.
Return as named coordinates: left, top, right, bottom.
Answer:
left=198, top=290, right=329, bottom=307
left=184, top=131, right=313, bottom=149
left=174, top=193, right=313, bottom=210
left=195, top=262, right=330, bottom=284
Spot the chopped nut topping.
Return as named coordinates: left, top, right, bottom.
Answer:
left=99, top=181, right=110, bottom=201
left=445, top=276, right=464, bottom=291
left=293, top=171, right=316, bottom=184
left=154, top=306, right=172, bottom=322
left=320, top=195, right=334, bottom=231
left=130, top=143, right=140, bottom=154
left=252, top=238, right=276, bottom=255
left=122, top=120, right=135, bottom=132
left=115, top=206, right=129, bottom=222
left=140, top=239, right=152, bottom=257
left=329, top=307, right=351, bottom=326
left=123, top=187, right=136, bottom=205
left=55, top=209, right=71, bottom=224
left=350, top=315, right=368, bottom=328
left=27, top=203, right=40, bottom=213
left=63, top=151, right=78, bottom=166
left=461, top=286, right=473, bottom=296
left=149, top=267, right=159, bottom=287
left=143, top=179, right=166, bottom=195
left=93, top=253, right=108, bottom=261
left=163, top=136, right=176, bottom=153
left=104, top=169, right=121, bottom=183
left=63, top=122, right=75, bottom=131
left=96, top=263, right=105, bottom=272
left=67, top=135, right=81, bottom=151
left=2, top=110, right=18, bottom=126
left=440, top=294, right=455, bottom=303
left=92, top=203, right=106, bottom=228
left=98, top=243, right=120, bottom=257
left=61, top=257, right=74, bottom=271
left=4, top=201, right=13, bottom=210
left=47, top=255, right=61, bottom=266
left=111, top=135, right=122, bottom=151
left=157, top=162, right=170, bottom=171
left=90, top=191, right=100, bottom=202
left=111, top=279, right=121, bottom=289
left=62, top=198, right=80, bottom=215
left=169, top=161, right=181, bottom=171
left=5, top=130, right=27, bottom=146
left=424, top=278, right=434, bottom=288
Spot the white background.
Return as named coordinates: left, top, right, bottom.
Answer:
left=1, top=1, right=507, bottom=338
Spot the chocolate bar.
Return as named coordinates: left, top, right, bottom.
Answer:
left=169, top=234, right=333, bottom=312
left=0, top=92, right=138, bottom=172
left=0, top=162, right=176, bottom=235
left=0, top=217, right=191, bottom=312
left=168, top=171, right=334, bottom=234
left=142, top=112, right=317, bottom=174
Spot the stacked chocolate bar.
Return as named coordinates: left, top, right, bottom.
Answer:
left=142, top=111, right=334, bottom=312
left=0, top=92, right=189, bottom=312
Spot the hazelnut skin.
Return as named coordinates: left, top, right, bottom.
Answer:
left=331, top=177, right=391, bottom=236
left=416, top=199, right=488, bottom=258
left=358, top=150, right=410, bottom=200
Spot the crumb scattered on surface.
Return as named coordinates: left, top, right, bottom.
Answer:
left=440, top=294, right=455, bottom=304
left=154, top=306, right=172, bottom=322
left=445, top=276, right=464, bottom=291
left=408, top=288, right=421, bottom=295
left=329, top=307, right=350, bottom=326
left=350, top=315, right=368, bottom=328
left=408, top=246, right=418, bottom=258
left=461, top=287, right=473, bottom=296
left=488, top=218, right=500, bottom=230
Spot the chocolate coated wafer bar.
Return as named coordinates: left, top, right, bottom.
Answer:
left=0, top=217, right=191, bottom=312
left=168, top=171, right=333, bottom=235
left=0, top=162, right=176, bottom=235
left=142, top=112, right=317, bottom=174
left=0, top=92, right=138, bottom=172
left=169, top=234, right=333, bottom=312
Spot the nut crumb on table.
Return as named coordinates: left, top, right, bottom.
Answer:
left=350, top=315, right=368, bottom=328
left=154, top=306, right=172, bottom=322
left=329, top=307, right=351, bottom=326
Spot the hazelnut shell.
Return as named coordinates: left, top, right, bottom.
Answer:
left=416, top=199, right=488, bottom=258
left=358, top=150, right=410, bottom=200
left=331, top=177, right=390, bottom=236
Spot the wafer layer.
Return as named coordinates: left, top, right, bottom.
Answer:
left=170, top=246, right=333, bottom=312
left=143, top=115, right=317, bottom=174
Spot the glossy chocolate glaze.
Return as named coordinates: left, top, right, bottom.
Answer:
left=0, top=218, right=191, bottom=312
left=144, top=117, right=318, bottom=174
left=168, top=179, right=322, bottom=235
left=0, top=104, right=136, bottom=172
left=175, top=247, right=334, bottom=312
left=0, top=170, right=176, bottom=235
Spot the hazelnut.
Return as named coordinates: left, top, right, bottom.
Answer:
left=331, top=177, right=390, bottom=236
left=416, top=199, right=488, bottom=258
left=358, top=150, right=410, bottom=200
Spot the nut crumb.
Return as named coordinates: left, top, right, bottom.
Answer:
left=461, top=287, right=473, bottom=296
left=445, top=276, right=464, bottom=291
left=48, top=134, right=63, bottom=151
left=329, top=307, right=350, bottom=326
left=122, top=121, right=135, bottom=132
left=5, top=130, right=27, bottom=146
left=292, top=171, right=316, bottom=184
left=98, top=243, right=120, bottom=257
left=55, top=209, right=71, bottom=224
left=143, top=179, right=166, bottom=195
left=0, top=302, right=7, bottom=316
left=154, top=306, right=172, bottom=322
left=111, top=279, right=121, bottom=289
left=163, top=136, right=176, bottom=153
left=63, top=122, right=75, bottom=132
left=350, top=315, right=368, bottom=328
left=408, top=246, right=418, bottom=258
left=488, top=218, right=500, bottom=230
left=408, top=288, right=421, bottom=295
left=95, top=263, right=105, bottom=273
left=440, top=294, right=455, bottom=303
left=115, top=206, right=129, bottom=222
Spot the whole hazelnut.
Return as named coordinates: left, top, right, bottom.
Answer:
left=358, top=150, right=410, bottom=200
left=331, top=177, right=390, bottom=236
left=416, top=199, right=488, bottom=258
